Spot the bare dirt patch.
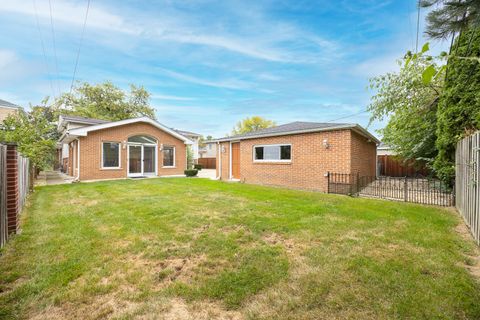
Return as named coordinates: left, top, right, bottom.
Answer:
left=455, top=222, right=480, bottom=280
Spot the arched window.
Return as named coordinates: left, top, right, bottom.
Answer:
left=128, top=135, right=157, bottom=144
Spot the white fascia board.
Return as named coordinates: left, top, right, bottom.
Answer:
left=213, top=124, right=380, bottom=144
left=68, top=117, right=193, bottom=144
left=213, top=124, right=356, bottom=142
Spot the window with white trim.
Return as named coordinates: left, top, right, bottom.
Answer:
left=254, top=144, right=291, bottom=161
left=163, top=146, right=175, bottom=167
left=102, top=142, right=120, bottom=168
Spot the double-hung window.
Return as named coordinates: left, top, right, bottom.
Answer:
left=163, top=146, right=175, bottom=167
left=253, top=144, right=291, bottom=162
left=102, top=142, right=120, bottom=168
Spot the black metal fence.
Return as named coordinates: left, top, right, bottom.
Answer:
left=327, top=172, right=454, bottom=206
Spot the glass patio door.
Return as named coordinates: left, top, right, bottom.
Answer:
left=143, top=145, right=156, bottom=175
left=128, top=145, right=142, bottom=176
left=128, top=144, right=156, bottom=177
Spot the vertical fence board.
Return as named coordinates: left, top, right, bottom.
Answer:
left=456, top=131, right=480, bottom=245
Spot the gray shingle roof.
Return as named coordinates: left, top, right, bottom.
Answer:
left=61, top=115, right=110, bottom=124
left=173, top=129, right=201, bottom=137
left=0, top=99, right=21, bottom=109
left=219, top=121, right=352, bottom=140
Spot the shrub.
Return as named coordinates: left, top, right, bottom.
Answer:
left=194, top=164, right=203, bottom=170
left=184, top=169, right=198, bottom=177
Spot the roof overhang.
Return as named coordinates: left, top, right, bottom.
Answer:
left=212, top=124, right=380, bottom=144
left=59, top=117, right=193, bottom=145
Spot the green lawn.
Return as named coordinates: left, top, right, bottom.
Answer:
left=0, top=178, right=479, bottom=319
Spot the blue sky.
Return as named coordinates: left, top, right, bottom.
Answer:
left=0, top=0, right=447, bottom=138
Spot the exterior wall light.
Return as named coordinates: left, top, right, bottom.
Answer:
left=323, top=139, right=330, bottom=149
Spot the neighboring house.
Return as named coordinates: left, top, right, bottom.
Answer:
left=199, top=141, right=217, bottom=158
left=215, top=121, right=379, bottom=192
left=172, top=129, right=201, bottom=163
left=377, top=142, right=430, bottom=177
left=0, top=99, right=22, bottom=123
left=57, top=115, right=192, bottom=181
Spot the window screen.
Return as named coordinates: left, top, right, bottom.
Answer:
left=163, top=146, right=174, bottom=166
left=103, top=142, right=120, bottom=168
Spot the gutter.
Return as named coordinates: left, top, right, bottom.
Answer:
left=212, top=124, right=380, bottom=145
left=216, top=141, right=222, bottom=180
left=76, top=138, right=81, bottom=181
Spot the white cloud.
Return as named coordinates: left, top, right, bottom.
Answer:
left=158, top=68, right=252, bottom=90
left=0, top=0, right=139, bottom=34
left=0, top=49, right=17, bottom=68
left=0, top=0, right=339, bottom=64
left=151, top=94, right=196, bottom=101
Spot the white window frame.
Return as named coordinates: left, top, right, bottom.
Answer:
left=252, top=143, right=292, bottom=163
left=162, top=146, right=176, bottom=168
left=101, top=141, right=121, bottom=169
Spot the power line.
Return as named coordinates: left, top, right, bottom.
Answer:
left=326, top=109, right=369, bottom=123
left=32, top=0, right=56, bottom=100
left=70, top=0, right=91, bottom=94
left=415, top=0, right=420, bottom=52
left=48, top=0, right=61, bottom=96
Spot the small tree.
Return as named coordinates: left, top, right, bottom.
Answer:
left=0, top=101, right=58, bottom=171
left=232, top=116, right=275, bottom=135
left=368, top=44, right=446, bottom=167
left=186, top=145, right=194, bottom=169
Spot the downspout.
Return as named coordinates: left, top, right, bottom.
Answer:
left=76, top=138, right=81, bottom=181
left=216, top=141, right=222, bottom=180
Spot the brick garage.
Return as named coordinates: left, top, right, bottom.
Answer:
left=60, top=117, right=191, bottom=181
left=215, top=122, right=378, bottom=192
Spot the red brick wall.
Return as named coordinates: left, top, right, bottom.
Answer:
left=6, top=144, right=18, bottom=234
left=350, top=130, right=377, bottom=177
left=78, top=122, right=187, bottom=181
left=216, top=129, right=377, bottom=192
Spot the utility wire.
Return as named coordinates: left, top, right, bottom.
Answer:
left=415, top=0, right=421, bottom=52
left=326, top=109, right=369, bottom=123
left=69, top=0, right=91, bottom=95
left=32, top=0, right=56, bottom=100
left=48, top=0, right=61, bottom=97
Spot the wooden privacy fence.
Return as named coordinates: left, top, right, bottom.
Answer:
left=327, top=172, right=454, bottom=206
left=0, top=143, right=31, bottom=248
left=198, top=157, right=216, bottom=169
left=456, top=131, right=480, bottom=245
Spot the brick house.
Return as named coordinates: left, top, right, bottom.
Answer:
left=57, top=115, right=193, bottom=181
left=215, top=122, right=379, bottom=192
left=0, top=99, right=23, bottom=123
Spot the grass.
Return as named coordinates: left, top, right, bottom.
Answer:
left=0, top=178, right=479, bottom=319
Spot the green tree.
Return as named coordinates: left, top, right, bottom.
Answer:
left=232, top=116, right=276, bottom=135
left=420, top=0, right=480, bottom=40
left=368, top=44, right=445, bottom=167
left=434, top=26, right=480, bottom=181
left=57, top=81, right=156, bottom=121
left=0, top=100, right=58, bottom=170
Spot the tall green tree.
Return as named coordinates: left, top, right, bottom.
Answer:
left=434, top=26, right=480, bottom=181
left=57, top=81, right=156, bottom=121
left=420, top=0, right=480, bottom=40
left=368, top=45, right=445, bottom=167
left=232, top=116, right=276, bottom=135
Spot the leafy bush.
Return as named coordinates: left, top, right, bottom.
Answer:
left=434, top=27, right=480, bottom=182
left=184, top=169, right=198, bottom=177
left=194, top=164, right=202, bottom=170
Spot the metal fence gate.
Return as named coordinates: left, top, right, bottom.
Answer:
left=327, top=172, right=454, bottom=206
left=456, top=131, right=480, bottom=245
